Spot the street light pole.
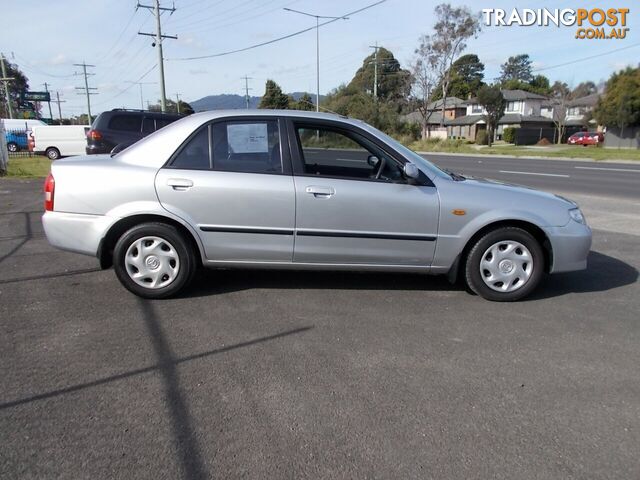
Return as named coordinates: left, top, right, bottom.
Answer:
left=284, top=8, right=348, bottom=113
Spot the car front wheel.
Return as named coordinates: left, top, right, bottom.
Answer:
left=464, top=227, right=544, bottom=301
left=7, top=142, right=18, bottom=153
left=113, top=222, right=197, bottom=299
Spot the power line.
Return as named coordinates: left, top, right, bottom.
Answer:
left=167, top=0, right=387, bottom=61
left=137, top=0, right=177, bottom=112
left=532, top=42, right=640, bottom=73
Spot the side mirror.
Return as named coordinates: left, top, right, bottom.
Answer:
left=367, top=155, right=380, bottom=168
left=404, top=163, right=419, bottom=179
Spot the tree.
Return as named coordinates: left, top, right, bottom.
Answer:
left=571, top=81, right=597, bottom=99
left=293, top=92, right=315, bottom=111
left=410, top=41, right=438, bottom=138
left=349, top=47, right=411, bottom=102
left=500, top=54, right=533, bottom=84
left=149, top=98, right=194, bottom=114
left=259, top=79, right=290, bottom=109
left=432, top=53, right=485, bottom=101
left=551, top=81, right=571, bottom=144
left=477, top=84, right=505, bottom=147
left=594, top=67, right=640, bottom=139
left=416, top=3, right=481, bottom=126
left=0, top=60, right=30, bottom=119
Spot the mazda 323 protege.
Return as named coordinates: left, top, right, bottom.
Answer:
left=42, top=110, right=591, bottom=301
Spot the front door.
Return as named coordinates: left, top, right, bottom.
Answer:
left=155, top=117, right=295, bottom=263
left=289, top=122, right=439, bottom=265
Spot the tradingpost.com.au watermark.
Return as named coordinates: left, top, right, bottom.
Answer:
left=482, top=8, right=630, bottom=39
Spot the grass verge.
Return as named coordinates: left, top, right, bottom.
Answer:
left=407, top=139, right=640, bottom=161
left=5, top=156, right=52, bottom=178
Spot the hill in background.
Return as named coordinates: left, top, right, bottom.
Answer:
left=190, top=92, right=324, bottom=111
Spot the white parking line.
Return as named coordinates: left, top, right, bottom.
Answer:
left=499, top=170, right=570, bottom=178
left=574, top=166, right=640, bottom=173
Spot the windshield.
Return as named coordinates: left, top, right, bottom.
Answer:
left=358, top=123, right=451, bottom=180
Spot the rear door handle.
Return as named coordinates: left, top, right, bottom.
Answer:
left=167, top=178, right=193, bottom=190
left=305, top=186, right=335, bottom=198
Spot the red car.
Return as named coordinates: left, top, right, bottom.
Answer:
left=568, top=131, right=604, bottom=146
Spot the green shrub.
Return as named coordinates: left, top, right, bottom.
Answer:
left=503, top=127, right=517, bottom=144
left=475, top=130, right=488, bottom=145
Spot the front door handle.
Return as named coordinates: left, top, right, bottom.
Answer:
left=305, top=185, right=335, bottom=198
left=167, top=178, right=194, bottom=191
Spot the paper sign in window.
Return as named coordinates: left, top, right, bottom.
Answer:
left=227, top=123, right=269, bottom=154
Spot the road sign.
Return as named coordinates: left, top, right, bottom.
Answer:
left=22, top=91, right=51, bottom=102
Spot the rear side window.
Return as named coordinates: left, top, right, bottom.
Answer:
left=169, top=120, right=282, bottom=173
left=171, top=128, right=210, bottom=169
left=142, top=117, right=155, bottom=134
left=108, top=115, right=142, bottom=132
left=211, top=120, right=281, bottom=174
left=156, top=118, right=173, bottom=130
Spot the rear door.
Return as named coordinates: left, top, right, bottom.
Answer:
left=155, top=117, right=296, bottom=263
left=287, top=120, right=439, bottom=266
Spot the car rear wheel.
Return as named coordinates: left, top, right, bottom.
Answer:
left=464, top=227, right=544, bottom=302
left=7, top=142, right=18, bottom=153
left=113, top=222, right=197, bottom=299
left=46, top=147, right=61, bottom=160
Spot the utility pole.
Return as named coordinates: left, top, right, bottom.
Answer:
left=242, top=76, right=252, bottom=109
left=127, top=81, right=156, bottom=109
left=74, top=62, right=97, bottom=125
left=175, top=92, right=181, bottom=113
left=52, top=91, right=66, bottom=121
left=137, top=0, right=177, bottom=113
left=42, top=82, right=54, bottom=121
left=369, top=42, right=379, bottom=99
left=284, top=8, right=349, bottom=113
left=0, top=53, right=15, bottom=119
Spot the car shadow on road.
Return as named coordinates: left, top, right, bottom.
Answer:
left=528, top=250, right=638, bottom=300
left=183, top=250, right=637, bottom=301
left=183, top=268, right=461, bottom=299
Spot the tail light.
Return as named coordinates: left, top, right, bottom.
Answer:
left=88, top=129, right=102, bottom=141
left=44, top=173, right=55, bottom=211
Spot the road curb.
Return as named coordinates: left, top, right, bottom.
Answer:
left=416, top=151, right=640, bottom=165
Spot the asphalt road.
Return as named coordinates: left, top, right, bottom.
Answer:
left=425, top=153, right=640, bottom=199
left=1, top=164, right=639, bottom=479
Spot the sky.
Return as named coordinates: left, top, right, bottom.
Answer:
left=1, top=0, right=638, bottom=118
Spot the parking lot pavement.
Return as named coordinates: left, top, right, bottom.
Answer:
left=1, top=179, right=639, bottom=479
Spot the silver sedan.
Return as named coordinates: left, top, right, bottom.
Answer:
left=42, top=110, right=591, bottom=301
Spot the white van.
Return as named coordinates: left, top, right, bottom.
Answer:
left=32, top=125, right=89, bottom=159
left=1, top=118, right=47, bottom=131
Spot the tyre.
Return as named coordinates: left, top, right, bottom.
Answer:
left=464, top=227, right=544, bottom=302
left=7, top=142, right=18, bottom=153
left=46, top=147, right=61, bottom=160
left=113, top=222, right=197, bottom=299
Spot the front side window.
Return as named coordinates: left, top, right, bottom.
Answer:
left=295, top=125, right=404, bottom=182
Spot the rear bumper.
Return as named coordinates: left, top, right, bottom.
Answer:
left=42, top=211, right=112, bottom=257
left=543, top=220, right=592, bottom=273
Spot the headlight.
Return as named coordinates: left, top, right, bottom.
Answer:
left=569, top=208, right=586, bottom=225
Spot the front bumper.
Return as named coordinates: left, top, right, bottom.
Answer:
left=543, top=220, right=592, bottom=273
left=42, top=211, right=112, bottom=257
